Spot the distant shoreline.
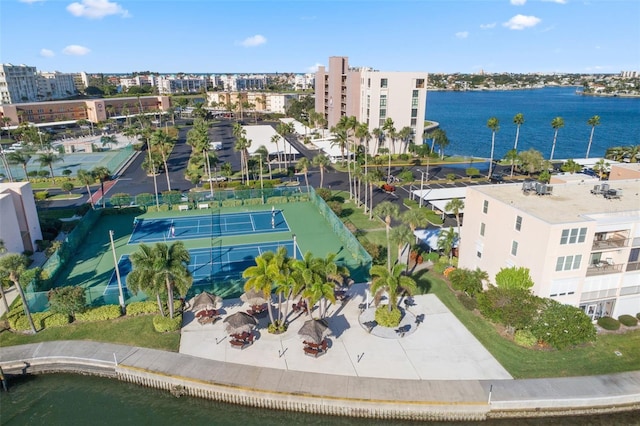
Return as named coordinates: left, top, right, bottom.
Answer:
left=427, top=86, right=640, bottom=98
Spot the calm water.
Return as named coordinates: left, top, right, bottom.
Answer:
left=425, top=87, right=640, bottom=160
left=1, top=374, right=639, bottom=425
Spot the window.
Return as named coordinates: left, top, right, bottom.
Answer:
left=411, top=98, right=419, bottom=108
left=367, top=78, right=371, bottom=88
left=380, top=78, right=388, bottom=88
left=515, top=216, right=522, bottom=231
left=379, top=109, right=386, bottom=119
left=511, top=241, right=518, bottom=256
left=477, top=251, right=482, bottom=258
left=416, top=79, right=425, bottom=88
left=411, top=108, right=417, bottom=118
left=480, top=223, right=485, bottom=236
left=483, top=200, right=489, bottom=214
left=560, top=227, right=587, bottom=244
left=555, top=255, right=582, bottom=271
left=379, top=95, right=387, bottom=107
left=412, top=90, right=419, bottom=97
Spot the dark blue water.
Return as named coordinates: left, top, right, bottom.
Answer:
left=425, top=87, right=640, bottom=160
left=1, top=374, right=638, bottom=425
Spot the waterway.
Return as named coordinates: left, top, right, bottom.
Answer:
left=1, top=373, right=638, bottom=425
left=425, top=87, right=640, bottom=160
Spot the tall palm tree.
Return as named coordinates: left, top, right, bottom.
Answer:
left=401, top=209, right=428, bottom=243
left=270, top=246, right=295, bottom=327
left=91, top=166, right=111, bottom=208
left=444, top=198, right=465, bottom=239
left=270, top=134, right=282, bottom=168
left=312, top=154, right=330, bottom=188
left=512, top=113, right=525, bottom=152
left=234, top=137, right=252, bottom=184
left=389, top=224, right=414, bottom=270
left=256, top=145, right=272, bottom=179
left=437, top=227, right=458, bottom=261
left=398, top=126, right=413, bottom=154
left=355, top=123, right=371, bottom=204
left=373, top=201, right=399, bottom=272
left=296, top=157, right=311, bottom=193
left=486, top=117, right=500, bottom=178
left=77, top=168, right=96, bottom=208
left=188, top=118, right=213, bottom=199
left=585, top=115, right=601, bottom=159
left=367, top=168, right=384, bottom=219
left=433, top=128, right=450, bottom=160
left=369, top=263, right=418, bottom=313
left=371, top=127, right=384, bottom=156
left=151, top=129, right=176, bottom=191
left=0, top=254, right=37, bottom=333
left=137, top=125, right=160, bottom=209
left=127, top=243, right=167, bottom=316
left=6, top=151, right=30, bottom=182
left=153, top=242, right=192, bottom=319
left=275, top=121, right=294, bottom=168
left=550, top=116, right=564, bottom=161
left=37, top=152, right=63, bottom=183
left=243, top=251, right=278, bottom=326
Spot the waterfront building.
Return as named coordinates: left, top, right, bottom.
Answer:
left=0, top=64, right=39, bottom=104
left=37, top=72, right=78, bottom=100
left=207, top=91, right=296, bottom=115
left=314, top=56, right=428, bottom=153
left=458, top=179, right=640, bottom=320
left=0, top=182, right=42, bottom=254
left=216, top=74, right=267, bottom=92
left=156, top=75, right=207, bottom=94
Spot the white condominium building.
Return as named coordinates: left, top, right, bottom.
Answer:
left=459, top=179, right=640, bottom=319
left=315, top=56, right=428, bottom=153
left=0, top=64, right=39, bottom=104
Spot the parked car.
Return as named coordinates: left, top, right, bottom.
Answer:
left=489, top=174, right=505, bottom=184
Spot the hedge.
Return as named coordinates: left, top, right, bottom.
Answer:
left=243, top=198, right=263, bottom=206
left=8, top=311, right=70, bottom=332
left=126, top=301, right=159, bottom=316
left=221, top=199, right=243, bottom=207
left=618, top=314, right=638, bottom=327
left=75, top=305, right=122, bottom=322
left=374, top=305, right=402, bottom=327
left=597, top=316, right=621, bottom=331
left=153, top=314, right=182, bottom=332
left=266, top=196, right=287, bottom=204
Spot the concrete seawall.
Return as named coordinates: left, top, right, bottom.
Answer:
left=1, top=341, right=639, bottom=421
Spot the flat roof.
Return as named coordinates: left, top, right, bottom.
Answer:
left=413, top=186, right=467, bottom=202
left=468, top=179, right=640, bottom=224
left=242, top=125, right=300, bottom=156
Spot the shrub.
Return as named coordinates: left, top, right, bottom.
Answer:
left=457, top=293, right=478, bottom=311
left=75, top=305, right=122, bottom=323
left=446, top=173, right=457, bottom=181
left=359, top=239, right=383, bottom=264
left=374, top=305, right=402, bottom=327
left=597, top=316, right=620, bottom=330
left=34, top=191, right=49, bottom=201
left=531, top=300, right=596, bottom=350
left=466, top=167, right=480, bottom=178
left=618, top=314, right=638, bottom=327
left=267, top=320, right=287, bottom=334
left=153, top=314, right=182, bottom=332
left=327, top=200, right=343, bottom=216
left=126, top=301, right=158, bottom=316
left=514, top=329, right=537, bottom=348
left=315, top=187, right=332, bottom=200
left=403, top=198, right=418, bottom=209
left=424, top=252, right=439, bottom=263
left=221, top=199, right=242, bottom=207
left=449, top=267, right=485, bottom=297
left=477, top=286, right=542, bottom=330
left=48, top=285, right=87, bottom=320
left=243, top=198, right=263, bottom=206
left=7, top=311, right=70, bottom=331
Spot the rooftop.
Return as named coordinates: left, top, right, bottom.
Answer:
left=469, top=179, right=640, bottom=225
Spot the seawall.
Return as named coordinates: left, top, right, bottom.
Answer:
left=1, top=341, right=639, bottom=421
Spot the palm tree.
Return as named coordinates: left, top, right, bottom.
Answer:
left=312, top=154, right=330, bottom=188
left=137, top=125, right=160, bottom=209
left=0, top=254, right=37, bottom=333
left=255, top=145, right=272, bottom=179
left=127, top=243, right=167, bottom=316
left=586, top=115, right=601, bottom=159
left=37, top=152, right=63, bottom=183
left=389, top=224, right=414, bottom=270
left=270, top=134, right=282, bottom=168
left=270, top=247, right=294, bottom=327
left=6, top=151, right=30, bottom=182
left=486, top=117, right=499, bottom=178
left=367, top=168, right=384, bottom=220
left=593, top=158, right=611, bottom=180
left=444, top=198, right=465, bottom=239
left=187, top=118, right=214, bottom=199
left=512, top=113, right=525, bottom=152
left=91, top=166, right=111, bottom=208
left=296, top=157, right=311, bottom=193
left=550, top=116, right=564, bottom=161
left=1, top=116, right=12, bottom=139
left=276, top=122, right=294, bottom=168
left=504, top=149, right=519, bottom=178
left=243, top=251, right=278, bottom=326
left=371, top=127, right=384, bottom=155
left=151, top=129, right=176, bottom=191
left=77, top=168, right=96, bottom=208
left=369, top=263, right=418, bottom=313
left=401, top=209, right=428, bottom=237
left=153, top=242, right=192, bottom=319
left=234, top=136, right=252, bottom=184
left=398, top=126, right=413, bottom=154
left=373, top=201, right=399, bottom=272
left=437, top=227, right=458, bottom=261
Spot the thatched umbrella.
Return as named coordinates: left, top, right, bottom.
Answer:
left=240, top=289, right=268, bottom=306
left=298, top=319, right=331, bottom=344
left=223, top=311, right=258, bottom=335
left=191, top=291, right=222, bottom=313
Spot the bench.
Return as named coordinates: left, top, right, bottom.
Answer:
left=303, top=346, right=321, bottom=357
left=230, top=339, right=247, bottom=349
left=198, top=203, right=209, bottom=210
left=178, top=204, right=189, bottom=211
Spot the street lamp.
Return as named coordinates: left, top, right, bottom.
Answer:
left=292, top=234, right=297, bottom=260
left=109, top=230, right=126, bottom=312
left=416, top=169, right=426, bottom=208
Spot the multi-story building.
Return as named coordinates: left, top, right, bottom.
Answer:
left=0, top=182, right=42, bottom=253
left=206, top=91, right=295, bottom=115
left=314, top=56, right=428, bottom=153
left=37, top=72, right=78, bottom=100
left=294, top=73, right=315, bottom=91
left=217, top=74, right=267, bottom=92
left=0, top=64, right=39, bottom=104
left=156, top=76, right=207, bottom=95
left=458, top=179, right=640, bottom=319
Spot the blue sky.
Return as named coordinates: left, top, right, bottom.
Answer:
left=2, top=0, right=639, bottom=74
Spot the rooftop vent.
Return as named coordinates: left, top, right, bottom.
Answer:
left=522, top=181, right=553, bottom=196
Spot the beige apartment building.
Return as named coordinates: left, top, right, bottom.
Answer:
left=458, top=179, right=640, bottom=319
left=315, top=56, right=428, bottom=153
left=0, top=182, right=42, bottom=254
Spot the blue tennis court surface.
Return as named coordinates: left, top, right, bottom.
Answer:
left=104, top=240, right=302, bottom=295
left=129, top=210, right=289, bottom=244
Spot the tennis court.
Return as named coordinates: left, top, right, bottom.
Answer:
left=129, top=210, right=289, bottom=244
left=104, top=240, right=302, bottom=295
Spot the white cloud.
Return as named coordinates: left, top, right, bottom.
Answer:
left=40, top=48, right=55, bottom=57
left=20, top=0, right=46, bottom=3
left=66, top=0, right=130, bottom=19
left=480, top=23, right=496, bottom=30
left=307, top=63, right=323, bottom=73
left=542, top=0, right=567, bottom=3
left=238, top=35, right=267, bottom=48
left=510, top=0, right=526, bottom=5
left=62, top=45, right=91, bottom=56
left=455, top=31, right=469, bottom=39
left=503, top=14, right=541, bottom=30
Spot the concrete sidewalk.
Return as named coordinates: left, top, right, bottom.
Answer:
left=179, top=284, right=512, bottom=381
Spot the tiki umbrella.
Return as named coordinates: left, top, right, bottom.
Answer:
left=240, top=289, right=268, bottom=306
left=298, top=319, right=331, bottom=344
left=191, top=291, right=222, bottom=313
left=223, top=311, right=258, bottom=335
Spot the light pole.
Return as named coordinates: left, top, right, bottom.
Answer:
left=292, top=234, right=297, bottom=260
left=109, top=230, right=126, bottom=311
left=416, top=169, right=425, bottom=208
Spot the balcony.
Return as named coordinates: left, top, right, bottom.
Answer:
left=626, top=262, right=640, bottom=272
left=592, top=237, right=629, bottom=251
left=586, top=263, right=624, bottom=276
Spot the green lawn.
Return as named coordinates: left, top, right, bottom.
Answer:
left=0, top=315, right=180, bottom=352
left=415, top=270, right=640, bottom=378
